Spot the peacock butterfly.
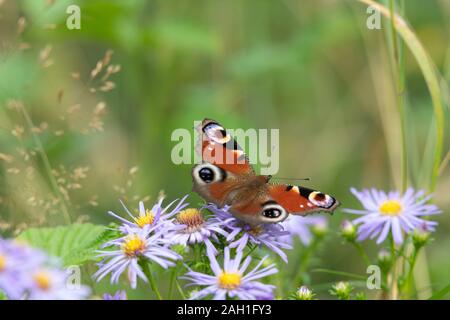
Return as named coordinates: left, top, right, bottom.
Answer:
left=191, top=119, right=339, bottom=225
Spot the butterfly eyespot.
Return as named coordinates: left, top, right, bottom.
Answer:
left=259, top=202, right=288, bottom=223
left=192, top=163, right=225, bottom=185
left=263, top=208, right=282, bottom=218
left=199, top=167, right=214, bottom=183
left=308, top=191, right=335, bottom=208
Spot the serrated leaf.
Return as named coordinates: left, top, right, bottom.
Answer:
left=16, top=224, right=108, bottom=266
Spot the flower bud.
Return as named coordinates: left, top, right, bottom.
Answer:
left=340, top=220, right=357, bottom=242
left=311, top=221, right=328, bottom=238
left=296, top=286, right=315, bottom=300
left=412, top=228, right=431, bottom=249
left=329, top=281, right=353, bottom=300
left=377, top=249, right=392, bottom=272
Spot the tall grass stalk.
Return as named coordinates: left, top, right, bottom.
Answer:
left=387, top=0, right=406, bottom=299
left=19, top=104, right=72, bottom=225
left=388, top=0, right=408, bottom=193
left=358, top=0, right=445, bottom=192
left=358, top=0, right=447, bottom=299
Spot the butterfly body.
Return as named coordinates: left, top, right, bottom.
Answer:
left=192, top=119, right=339, bottom=226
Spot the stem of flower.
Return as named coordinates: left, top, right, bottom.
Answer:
left=168, top=269, right=176, bottom=300
left=176, top=279, right=186, bottom=299
left=400, top=245, right=420, bottom=298
left=140, top=260, right=162, bottom=300
left=388, top=236, right=399, bottom=299
left=352, top=242, right=372, bottom=266
left=242, top=244, right=257, bottom=261
left=168, top=261, right=181, bottom=300
left=293, top=237, right=321, bottom=286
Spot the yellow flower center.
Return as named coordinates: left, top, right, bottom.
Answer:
left=218, top=272, right=242, bottom=290
left=122, top=234, right=146, bottom=257
left=379, top=200, right=402, bottom=216
left=0, top=255, right=6, bottom=271
left=134, top=210, right=155, bottom=228
left=33, top=271, right=52, bottom=291
left=177, top=209, right=204, bottom=229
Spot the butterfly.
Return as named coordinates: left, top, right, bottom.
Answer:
left=191, top=119, right=339, bottom=225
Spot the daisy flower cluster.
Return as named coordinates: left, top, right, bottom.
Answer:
left=94, top=196, right=189, bottom=288
left=0, top=238, right=90, bottom=300
left=95, top=195, right=325, bottom=299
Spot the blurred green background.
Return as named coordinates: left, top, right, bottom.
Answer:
left=0, top=0, right=449, bottom=299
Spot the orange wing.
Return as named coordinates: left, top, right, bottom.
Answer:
left=268, top=184, right=339, bottom=216
left=197, top=119, right=254, bottom=176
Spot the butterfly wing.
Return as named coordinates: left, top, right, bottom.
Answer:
left=192, top=163, right=286, bottom=225
left=192, top=119, right=339, bottom=225
left=196, top=119, right=254, bottom=175
left=267, top=184, right=339, bottom=216
left=221, top=183, right=339, bottom=225
left=192, top=163, right=248, bottom=207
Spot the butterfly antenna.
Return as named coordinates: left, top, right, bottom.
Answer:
left=271, top=177, right=311, bottom=182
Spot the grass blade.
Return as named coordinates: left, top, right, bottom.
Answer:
left=357, top=0, right=445, bottom=191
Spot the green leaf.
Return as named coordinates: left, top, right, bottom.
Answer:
left=429, top=284, right=450, bottom=300
left=16, top=223, right=109, bottom=266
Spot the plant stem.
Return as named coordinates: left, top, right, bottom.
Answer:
left=168, top=261, right=182, bottom=300
left=388, top=235, right=399, bottom=299
left=242, top=244, right=257, bottom=261
left=176, top=280, right=186, bottom=299
left=352, top=242, right=372, bottom=266
left=19, top=104, right=71, bottom=224
left=400, top=246, right=419, bottom=297
left=359, top=0, right=445, bottom=299
left=168, top=267, right=177, bottom=300
left=389, top=0, right=408, bottom=192
left=292, top=238, right=320, bottom=286
left=140, top=260, right=162, bottom=300
left=358, top=0, right=446, bottom=192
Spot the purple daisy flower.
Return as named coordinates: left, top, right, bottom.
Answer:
left=1, top=239, right=91, bottom=300
left=0, top=239, right=41, bottom=299
left=108, top=195, right=189, bottom=234
left=343, top=188, right=441, bottom=244
left=170, top=208, right=231, bottom=256
left=26, top=267, right=91, bottom=300
left=181, top=247, right=277, bottom=300
left=280, top=215, right=328, bottom=245
left=103, top=290, right=127, bottom=300
left=94, top=226, right=181, bottom=289
left=206, top=204, right=291, bottom=262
